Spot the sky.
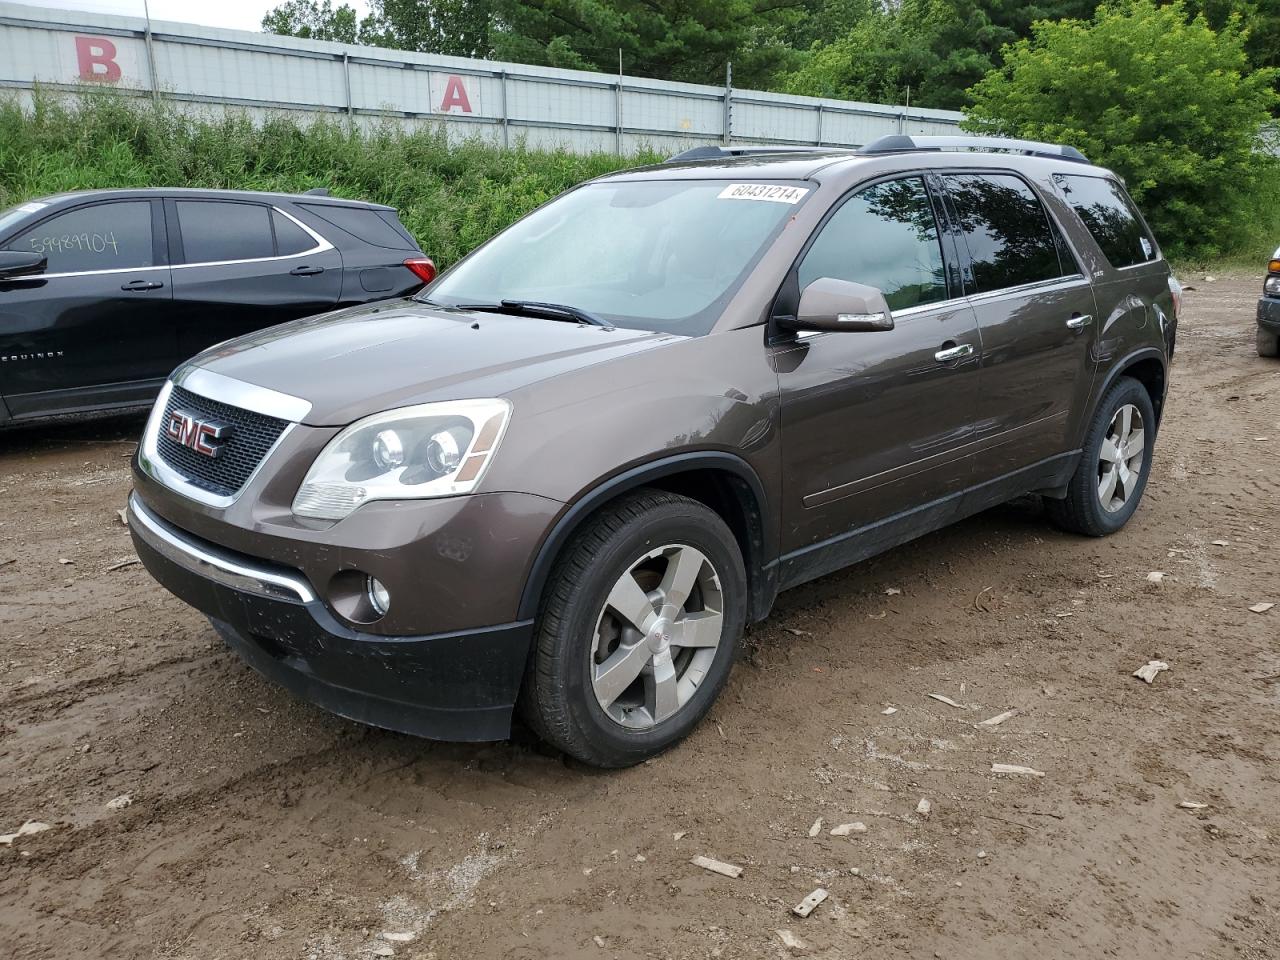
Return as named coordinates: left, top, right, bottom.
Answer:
left=42, top=0, right=372, bottom=33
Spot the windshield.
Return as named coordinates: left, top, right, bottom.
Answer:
left=422, top=179, right=810, bottom=336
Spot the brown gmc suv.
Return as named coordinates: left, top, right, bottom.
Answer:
left=128, top=135, right=1179, bottom=767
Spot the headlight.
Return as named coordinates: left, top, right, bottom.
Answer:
left=292, top=398, right=512, bottom=520
left=1265, top=274, right=1280, bottom=297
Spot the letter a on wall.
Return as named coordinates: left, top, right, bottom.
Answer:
left=433, top=74, right=478, bottom=114
left=75, top=36, right=122, bottom=82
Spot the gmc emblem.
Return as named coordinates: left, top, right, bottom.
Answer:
left=165, top=409, right=233, bottom=458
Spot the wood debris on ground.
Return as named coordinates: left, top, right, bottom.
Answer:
left=928, top=693, right=966, bottom=709
left=977, top=709, right=1018, bottom=728
left=830, top=821, right=868, bottom=836
left=776, top=929, right=806, bottom=951
left=792, top=888, right=828, bottom=918
left=1178, top=801, right=1209, bottom=810
left=106, top=557, right=140, bottom=572
left=991, top=763, right=1045, bottom=777
left=0, top=820, right=52, bottom=845
left=1133, top=660, right=1170, bottom=684
left=690, top=855, right=742, bottom=878
left=1248, top=602, right=1274, bottom=614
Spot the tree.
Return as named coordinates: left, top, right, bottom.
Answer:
left=262, top=0, right=818, bottom=87
left=781, top=0, right=1003, bottom=109
left=263, top=0, right=495, bottom=56
left=261, top=0, right=362, bottom=43
left=487, top=0, right=814, bottom=88
left=966, top=0, right=1277, bottom=258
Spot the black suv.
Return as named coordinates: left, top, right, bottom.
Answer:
left=0, top=188, right=433, bottom=424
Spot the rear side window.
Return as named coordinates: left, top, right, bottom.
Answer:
left=1054, top=174, right=1158, bottom=268
left=4, top=201, right=154, bottom=273
left=943, top=173, right=1065, bottom=292
left=177, top=201, right=274, bottom=263
left=299, top=203, right=411, bottom=249
left=799, top=176, right=948, bottom=311
left=272, top=210, right=315, bottom=256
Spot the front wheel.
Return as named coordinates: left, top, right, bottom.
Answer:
left=520, top=489, right=747, bottom=768
left=1258, top=326, right=1279, bottom=358
left=1045, top=376, right=1156, bottom=537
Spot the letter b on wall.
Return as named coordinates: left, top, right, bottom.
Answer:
left=75, top=36, right=121, bottom=82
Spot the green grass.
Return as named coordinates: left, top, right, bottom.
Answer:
left=0, top=89, right=660, bottom=268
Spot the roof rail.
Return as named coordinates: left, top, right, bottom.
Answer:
left=861, top=134, right=1090, bottom=164
left=664, top=144, right=846, bottom=163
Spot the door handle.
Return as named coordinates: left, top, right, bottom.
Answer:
left=1066, top=313, right=1093, bottom=330
left=120, top=279, right=164, bottom=291
left=290, top=265, right=324, bottom=276
left=934, top=343, right=974, bottom=363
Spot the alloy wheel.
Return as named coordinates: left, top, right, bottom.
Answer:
left=590, top=544, right=724, bottom=729
left=1097, top=403, right=1146, bottom=513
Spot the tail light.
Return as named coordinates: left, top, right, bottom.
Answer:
left=403, top=257, right=437, bottom=284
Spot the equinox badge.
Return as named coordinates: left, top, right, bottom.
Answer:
left=165, top=409, right=233, bottom=458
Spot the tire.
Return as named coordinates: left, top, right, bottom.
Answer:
left=519, top=488, right=747, bottom=768
left=1258, top=326, right=1280, bottom=358
left=1045, top=376, right=1156, bottom=537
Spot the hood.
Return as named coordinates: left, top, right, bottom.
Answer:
left=186, top=300, right=681, bottom=425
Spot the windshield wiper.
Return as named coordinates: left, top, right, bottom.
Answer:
left=456, top=299, right=614, bottom=329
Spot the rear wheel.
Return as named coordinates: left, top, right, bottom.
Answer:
left=1258, top=326, right=1280, bottom=358
left=1046, top=376, right=1155, bottom=537
left=520, top=489, right=746, bottom=767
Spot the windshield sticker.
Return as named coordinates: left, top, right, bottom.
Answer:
left=717, top=184, right=808, bottom=204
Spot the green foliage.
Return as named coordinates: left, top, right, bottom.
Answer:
left=0, top=91, right=655, bottom=268
left=262, top=0, right=814, bottom=87
left=261, top=0, right=361, bottom=43
left=781, top=0, right=1101, bottom=109
left=966, top=0, right=1278, bottom=259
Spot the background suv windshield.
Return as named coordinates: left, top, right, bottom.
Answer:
left=423, top=179, right=807, bottom=336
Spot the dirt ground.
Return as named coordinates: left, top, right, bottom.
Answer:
left=1, top=275, right=1277, bottom=960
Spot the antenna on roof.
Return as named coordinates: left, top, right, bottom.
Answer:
left=303, top=187, right=331, bottom=196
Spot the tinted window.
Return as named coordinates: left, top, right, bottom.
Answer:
left=177, top=201, right=274, bottom=263
left=1054, top=174, right=1157, bottom=268
left=299, top=203, right=409, bottom=249
left=944, top=173, right=1064, bottom=292
left=272, top=209, right=315, bottom=256
left=4, top=201, right=154, bottom=273
left=798, top=177, right=947, bottom=311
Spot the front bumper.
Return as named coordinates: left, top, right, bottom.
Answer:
left=128, top=494, right=534, bottom=741
left=1259, top=296, right=1280, bottom=333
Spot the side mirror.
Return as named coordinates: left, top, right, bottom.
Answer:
left=789, top=277, right=893, bottom=333
left=0, top=250, right=47, bottom=280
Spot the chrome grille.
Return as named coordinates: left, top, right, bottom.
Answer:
left=155, top=385, right=290, bottom=497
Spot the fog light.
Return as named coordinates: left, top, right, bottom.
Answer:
left=366, top=576, right=391, bottom=616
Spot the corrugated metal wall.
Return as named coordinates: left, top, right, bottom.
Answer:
left=0, top=1, right=963, bottom=154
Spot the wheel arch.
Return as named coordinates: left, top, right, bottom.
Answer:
left=516, top=452, right=778, bottom=624
left=1090, top=348, right=1168, bottom=432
